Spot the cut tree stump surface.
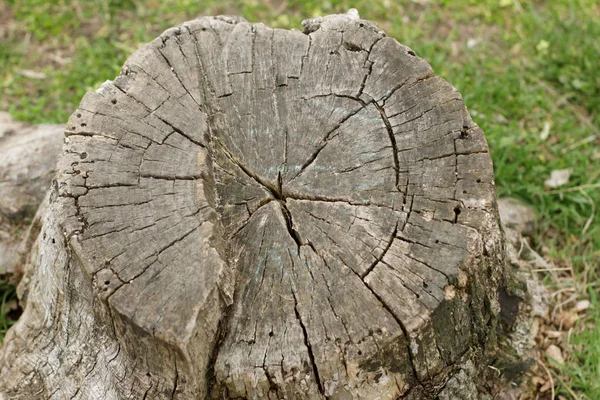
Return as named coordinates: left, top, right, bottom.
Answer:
left=1, top=12, right=511, bottom=400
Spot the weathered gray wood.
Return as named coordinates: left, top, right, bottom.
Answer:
left=0, top=112, right=64, bottom=276
left=0, top=11, right=526, bottom=400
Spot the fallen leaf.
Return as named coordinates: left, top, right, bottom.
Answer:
left=575, top=299, right=590, bottom=312
left=17, top=69, right=46, bottom=79
left=48, top=53, right=72, bottom=66
left=539, top=379, right=552, bottom=392
left=556, top=311, right=578, bottom=329
left=467, top=38, right=479, bottom=48
left=532, top=376, right=545, bottom=386
left=545, top=330, right=564, bottom=339
left=545, top=168, right=573, bottom=188
left=546, top=344, right=565, bottom=365
left=493, top=113, right=509, bottom=124
left=540, top=121, right=551, bottom=140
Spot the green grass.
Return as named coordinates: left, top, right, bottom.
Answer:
left=0, top=279, right=18, bottom=340
left=1, top=0, right=598, bottom=397
left=565, top=289, right=600, bottom=396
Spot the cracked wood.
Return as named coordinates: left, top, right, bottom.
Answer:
left=0, top=11, right=506, bottom=400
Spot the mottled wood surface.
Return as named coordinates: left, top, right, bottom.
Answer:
left=0, top=112, right=64, bottom=276
left=0, top=11, right=507, bottom=400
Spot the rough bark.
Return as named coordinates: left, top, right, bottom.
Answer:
left=0, top=112, right=64, bottom=277
left=0, top=11, right=526, bottom=400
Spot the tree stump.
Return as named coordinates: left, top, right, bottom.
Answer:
left=0, top=12, right=518, bottom=400
left=0, top=112, right=64, bottom=276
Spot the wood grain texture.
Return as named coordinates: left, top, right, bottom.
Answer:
left=0, top=113, right=64, bottom=276
left=0, top=11, right=508, bottom=400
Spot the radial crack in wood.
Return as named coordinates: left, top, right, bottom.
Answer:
left=1, top=11, right=512, bottom=400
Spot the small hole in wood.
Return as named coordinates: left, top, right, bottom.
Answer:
left=407, top=50, right=416, bottom=56
left=453, top=206, right=461, bottom=223
left=201, top=27, right=207, bottom=31
left=476, top=178, right=481, bottom=183
left=434, top=239, right=439, bottom=244
left=343, top=42, right=362, bottom=52
left=104, top=280, right=110, bottom=285
left=80, top=152, right=88, bottom=159
left=76, top=113, right=81, bottom=118
left=111, top=99, right=117, bottom=105
left=80, top=123, right=86, bottom=127
left=359, top=23, right=364, bottom=27
left=269, top=331, right=274, bottom=337
left=52, top=238, right=55, bottom=244
left=423, top=282, right=429, bottom=288
left=463, top=190, right=467, bottom=194
left=357, top=350, right=362, bottom=355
